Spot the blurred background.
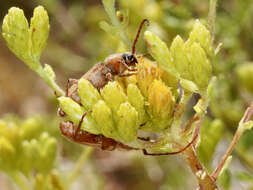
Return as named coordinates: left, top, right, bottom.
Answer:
left=0, top=0, right=253, bottom=189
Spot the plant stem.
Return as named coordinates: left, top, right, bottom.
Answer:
left=182, top=146, right=218, bottom=190
left=102, top=0, right=131, bottom=48
left=208, top=0, right=218, bottom=43
left=67, top=147, right=94, bottom=187
left=36, top=65, right=65, bottom=96
left=212, top=105, right=253, bottom=180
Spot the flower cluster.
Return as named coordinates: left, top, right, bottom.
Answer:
left=0, top=117, right=57, bottom=174
left=0, top=117, right=59, bottom=189
left=2, top=6, right=64, bottom=96
left=58, top=20, right=213, bottom=153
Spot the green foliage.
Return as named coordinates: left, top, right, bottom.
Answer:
left=0, top=118, right=56, bottom=174
left=2, top=8, right=31, bottom=66
left=117, top=102, right=138, bottom=142
left=2, top=6, right=63, bottom=96
left=2, top=6, right=49, bottom=69
left=218, top=169, right=231, bottom=190
left=197, top=119, right=224, bottom=168
left=0, top=117, right=61, bottom=190
left=236, top=62, right=253, bottom=94
left=78, top=78, right=102, bottom=110
left=58, top=97, right=99, bottom=135
left=144, top=20, right=212, bottom=93
left=100, top=0, right=131, bottom=49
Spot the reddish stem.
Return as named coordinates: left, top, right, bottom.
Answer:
left=212, top=104, right=253, bottom=180
left=183, top=146, right=218, bottom=190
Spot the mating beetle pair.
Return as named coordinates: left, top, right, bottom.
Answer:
left=59, top=19, right=198, bottom=155
left=59, top=19, right=149, bottom=152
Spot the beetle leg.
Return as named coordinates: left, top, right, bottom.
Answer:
left=105, top=72, right=114, bottom=81
left=128, top=68, right=137, bottom=72
left=138, top=137, right=151, bottom=141
left=137, top=53, right=151, bottom=58
left=142, top=122, right=201, bottom=156
left=66, top=78, right=78, bottom=97
left=121, top=61, right=134, bottom=71
left=74, top=111, right=91, bottom=140
left=119, top=72, right=137, bottom=77
left=57, top=108, right=66, bottom=117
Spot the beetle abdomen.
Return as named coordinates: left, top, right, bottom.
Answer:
left=68, top=63, right=113, bottom=104
left=84, top=62, right=113, bottom=90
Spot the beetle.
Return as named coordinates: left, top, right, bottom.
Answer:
left=60, top=121, right=136, bottom=151
left=66, top=19, right=149, bottom=104
left=60, top=114, right=200, bottom=154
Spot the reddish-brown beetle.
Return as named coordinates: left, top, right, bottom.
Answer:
left=66, top=19, right=149, bottom=104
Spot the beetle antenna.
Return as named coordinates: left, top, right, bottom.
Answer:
left=132, top=19, right=150, bottom=55
left=142, top=119, right=202, bottom=156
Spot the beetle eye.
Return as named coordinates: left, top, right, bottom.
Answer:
left=128, top=55, right=134, bottom=61
left=122, top=54, right=128, bottom=62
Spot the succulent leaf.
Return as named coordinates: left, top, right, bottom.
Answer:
left=78, top=78, right=101, bottom=110
left=30, top=6, right=50, bottom=60
left=117, top=102, right=138, bottom=142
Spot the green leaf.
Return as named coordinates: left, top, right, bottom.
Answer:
left=58, top=97, right=99, bottom=134
left=170, top=35, right=192, bottom=80
left=187, top=42, right=212, bottom=89
left=2, top=7, right=32, bottom=66
left=127, top=84, right=147, bottom=124
left=78, top=79, right=101, bottom=110
left=92, top=100, right=118, bottom=139
left=188, top=20, right=213, bottom=56
left=144, top=31, right=178, bottom=77
left=117, top=102, right=138, bottom=142
left=30, top=6, right=50, bottom=60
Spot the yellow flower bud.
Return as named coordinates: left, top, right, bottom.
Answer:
left=187, top=42, right=212, bottom=90
left=127, top=84, right=147, bottom=124
left=58, top=97, right=99, bottom=134
left=170, top=35, right=192, bottom=80
left=144, top=31, right=178, bottom=77
left=136, top=57, right=162, bottom=97
left=0, top=137, right=16, bottom=161
left=148, top=80, right=175, bottom=130
left=0, top=122, right=20, bottom=149
left=236, top=63, right=253, bottom=94
left=20, top=118, right=42, bottom=140
left=39, top=133, right=57, bottom=173
left=92, top=100, right=119, bottom=139
left=188, top=20, right=213, bottom=56
left=101, top=81, right=127, bottom=114
left=24, top=139, right=41, bottom=170
left=144, top=31, right=200, bottom=93
left=78, top=78, right=101, bottom=110
left=58, top=97, right=85, bottom=124
left=117, top=102, right=138, bottom=142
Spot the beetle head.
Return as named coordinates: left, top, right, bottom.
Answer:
left=122, top=53, right=138, bottom=67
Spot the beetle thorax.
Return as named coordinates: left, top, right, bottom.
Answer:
left=104, top=52, right=138, bottom=75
